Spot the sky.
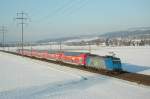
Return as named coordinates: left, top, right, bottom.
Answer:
left=0, top=0, right=150, bottom=42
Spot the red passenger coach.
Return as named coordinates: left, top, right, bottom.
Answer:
left=61, top=52, right=87, bottom=65
left=46, top=52, right=63, bottom=61
left=31, top=50, right=38, bottom=57
left=22, top=49, right=31, bottom=56
left=17, top=49, right=32, bottom=56
left=16, top=49, right=122, bottom=71
left=31, top=50, right=40, bottom=58
left=38, top=50, right=49, bottom=59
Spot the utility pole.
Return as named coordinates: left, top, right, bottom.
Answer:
left=0, top=25, right=7, bottom=50
left=49, top=41, right=52, bottom=51
left=88, top=42, right=91, bottom=53
left=30, top=43, right=32, bottom=56
left=15, top=11, right=29, bottom=54
left=59, top=41, right=62, bottom=52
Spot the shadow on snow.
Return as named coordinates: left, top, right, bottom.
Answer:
left=122, top=63, right=150, bottom=73
left=0, top=75, right=110, bottom=99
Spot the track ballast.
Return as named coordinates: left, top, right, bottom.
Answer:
left=1, top=50, right=150, bottom=86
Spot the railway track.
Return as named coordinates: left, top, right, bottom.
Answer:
left=1, top=50, right=150, bottom=86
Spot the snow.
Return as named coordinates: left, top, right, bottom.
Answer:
left=91, top=46, right=150, bottom=75
left=0, top=51, right=150, bottom=99
left=1, top=45, right=150, bottom=75
left=0, top=52, right=82, bottom=92
left=64, top=37, right=99, bottom=43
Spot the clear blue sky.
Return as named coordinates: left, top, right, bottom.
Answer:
left=0, top=0, right=150, bottom=42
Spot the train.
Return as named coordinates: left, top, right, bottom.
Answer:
left=17, top=49, right=122, bottom=71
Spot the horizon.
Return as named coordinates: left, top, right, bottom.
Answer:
left=0, top=0, right=150, bottom=42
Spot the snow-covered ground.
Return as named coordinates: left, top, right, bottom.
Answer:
left=0, top=51, right=150, bottom=99
left=4, top=45, right=150, bottom=75
left=91, top=46, right=150, bottom=75
left=64, top=37, right=99, bottom=43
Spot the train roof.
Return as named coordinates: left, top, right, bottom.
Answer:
left=63, top=51, right=89, bottom=56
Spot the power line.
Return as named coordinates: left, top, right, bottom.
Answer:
left=0, top=25, right=7, bottom=50
left=60, top=0, right=83, bottom=15
left=34, top=0, right=75, bottom=23
left=66, top=0, right=89, bottom=15
left=15, top=11, right=30, bottom=54
left=47, top=0, right=89, bottom=24
left=32, top=0, right=89, bottom=24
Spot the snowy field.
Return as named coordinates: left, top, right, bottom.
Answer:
left=0, top=51, right=150, bottom=99
left=91, top=46, right=150, bottom=75
left=3, top=45, right=150, bottom=75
